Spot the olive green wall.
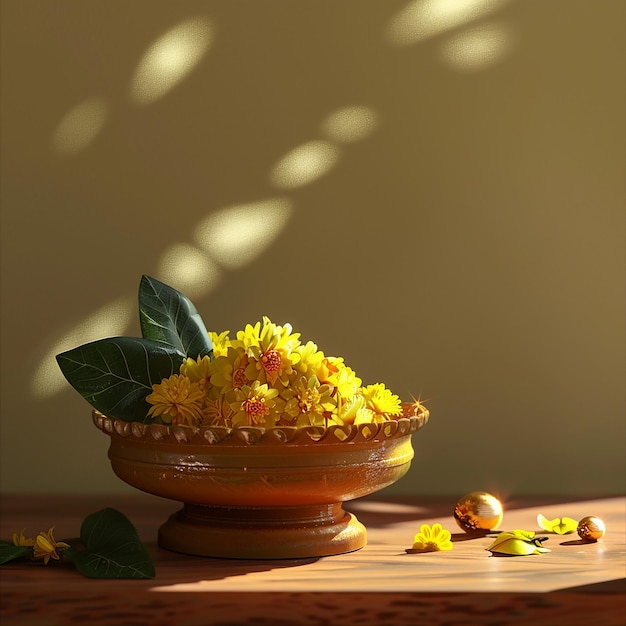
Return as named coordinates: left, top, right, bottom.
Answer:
left=1, top=0, right=624, bottom=497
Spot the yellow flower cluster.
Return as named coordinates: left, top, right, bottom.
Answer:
left=146, top=316, right=403, bottom=429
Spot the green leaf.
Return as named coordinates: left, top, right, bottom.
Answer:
left=0, top=542, right=32, bottom=565
left=56, top=337, right=185, bottom=422
left=64, top=508, right=155, bottom=579
left=139, top=275, right=212, bottom=359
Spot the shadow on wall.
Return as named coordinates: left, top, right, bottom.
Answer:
left=33, top=0, right=516, bottom=400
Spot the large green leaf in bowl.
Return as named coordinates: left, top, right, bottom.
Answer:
left=56, top=337, right=185, bottom=422
left=138, top=274, right=212, bottom=359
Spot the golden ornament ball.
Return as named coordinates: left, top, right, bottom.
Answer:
left=454, top=491, right=503, bottom=533
left=577, top=516, right=606, bottom=542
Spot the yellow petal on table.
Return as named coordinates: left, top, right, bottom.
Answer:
left=537, top=514, right=578, bottom=535
left=487, top=530, right=551, bottom=556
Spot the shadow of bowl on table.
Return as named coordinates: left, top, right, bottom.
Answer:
left=148, top=540, right=321, bottom=585
left=346, top=496, right=451, bottom=528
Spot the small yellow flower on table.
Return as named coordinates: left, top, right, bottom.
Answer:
left=406, top=523, right=453, bottom=553
left=32, top=528, right=69, bottom=565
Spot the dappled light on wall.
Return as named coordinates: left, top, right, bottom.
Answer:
left=194, top=198, right=293, bottom=269
left=320, top=105, right=379, bottom=144
left=51, top=98, right=109, bottom=157
left=130, top=17, right=213, bottom=105
left=30, top=193, right=292, bottom=398
left=26, top=0, right=522, bottom=408
left=31, top=98, right=378, bottom=398
left=439, top=22, right=515, bottom=71
left=270, top=140, right=340, bottom=189
left=157, top=243, right=222, bottom=298
left=31, top=297, right=134, bottom=399
left=385, top=0, right=511, bottom=46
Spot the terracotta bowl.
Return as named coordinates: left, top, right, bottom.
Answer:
left=93, top=404, right=428, bottom=559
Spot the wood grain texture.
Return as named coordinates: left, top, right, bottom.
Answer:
left=1, top=493, right=624, bottom=625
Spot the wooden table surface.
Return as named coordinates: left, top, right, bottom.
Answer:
left=1, top=493, right=624, bottom=625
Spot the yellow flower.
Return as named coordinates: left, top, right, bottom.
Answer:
left=315, top=355, right=341, bottom=385
left=146, top=374, right=205, bottom=427
left=361, top=383, right=402, bottom=420
left=294, top=341, right=326, bottom=378
left=283, top=375, right=337, bottom=426
left=537, top=514, right=578, bottom=535
left=337, top=394, right=368, bottom=425
left=230, top=380, right=281, bottom=427
left=180, top=355, right=212, bottom=391
left=203, top=390, right=235, bottom=427
left=209, top=330, right=231, bottom=358
left=33, top=528, right=69, bottom=565
left=210, top=346, right=251, bottom=394
left=314, top=356, right=363, bottom=399
left=237, top=317, right=301, bottom=386
left=12, top=529, right=35, bottom=547
left=410, top=523, right=453, bottom=552
left=234, top=319, right=261, bottom=350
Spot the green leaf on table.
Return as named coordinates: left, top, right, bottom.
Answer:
left=64, top=508, right=155, bottom=579
left=0, top=541, right=32, bottom=565
left=138, top=275, right=213, bottom=359
left=56, top=337, right=185, bottom=422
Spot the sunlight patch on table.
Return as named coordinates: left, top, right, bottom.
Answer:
left=130, top=16, right=213, bottom=105
left=51, top=98, right=109, bottom=156
left=31, top=297, right=134, bottom=399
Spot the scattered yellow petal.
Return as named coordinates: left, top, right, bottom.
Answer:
left=32, top=528, right=70, bottom=565
left=537, top=514, right=578, bottom=534
left=12, top=529, right=35, bottom=547
left=487, top=530, right=550, bottom=556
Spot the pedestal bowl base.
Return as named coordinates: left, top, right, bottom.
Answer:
left=158, top=502, right=367, bottom=559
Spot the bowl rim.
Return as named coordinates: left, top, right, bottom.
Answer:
left=92, top=403, right=429, bottom=447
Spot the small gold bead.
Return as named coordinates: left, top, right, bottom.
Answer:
left=577, top=516, right=606, bottom=542
left=454, top=491, right=503, bottom=533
